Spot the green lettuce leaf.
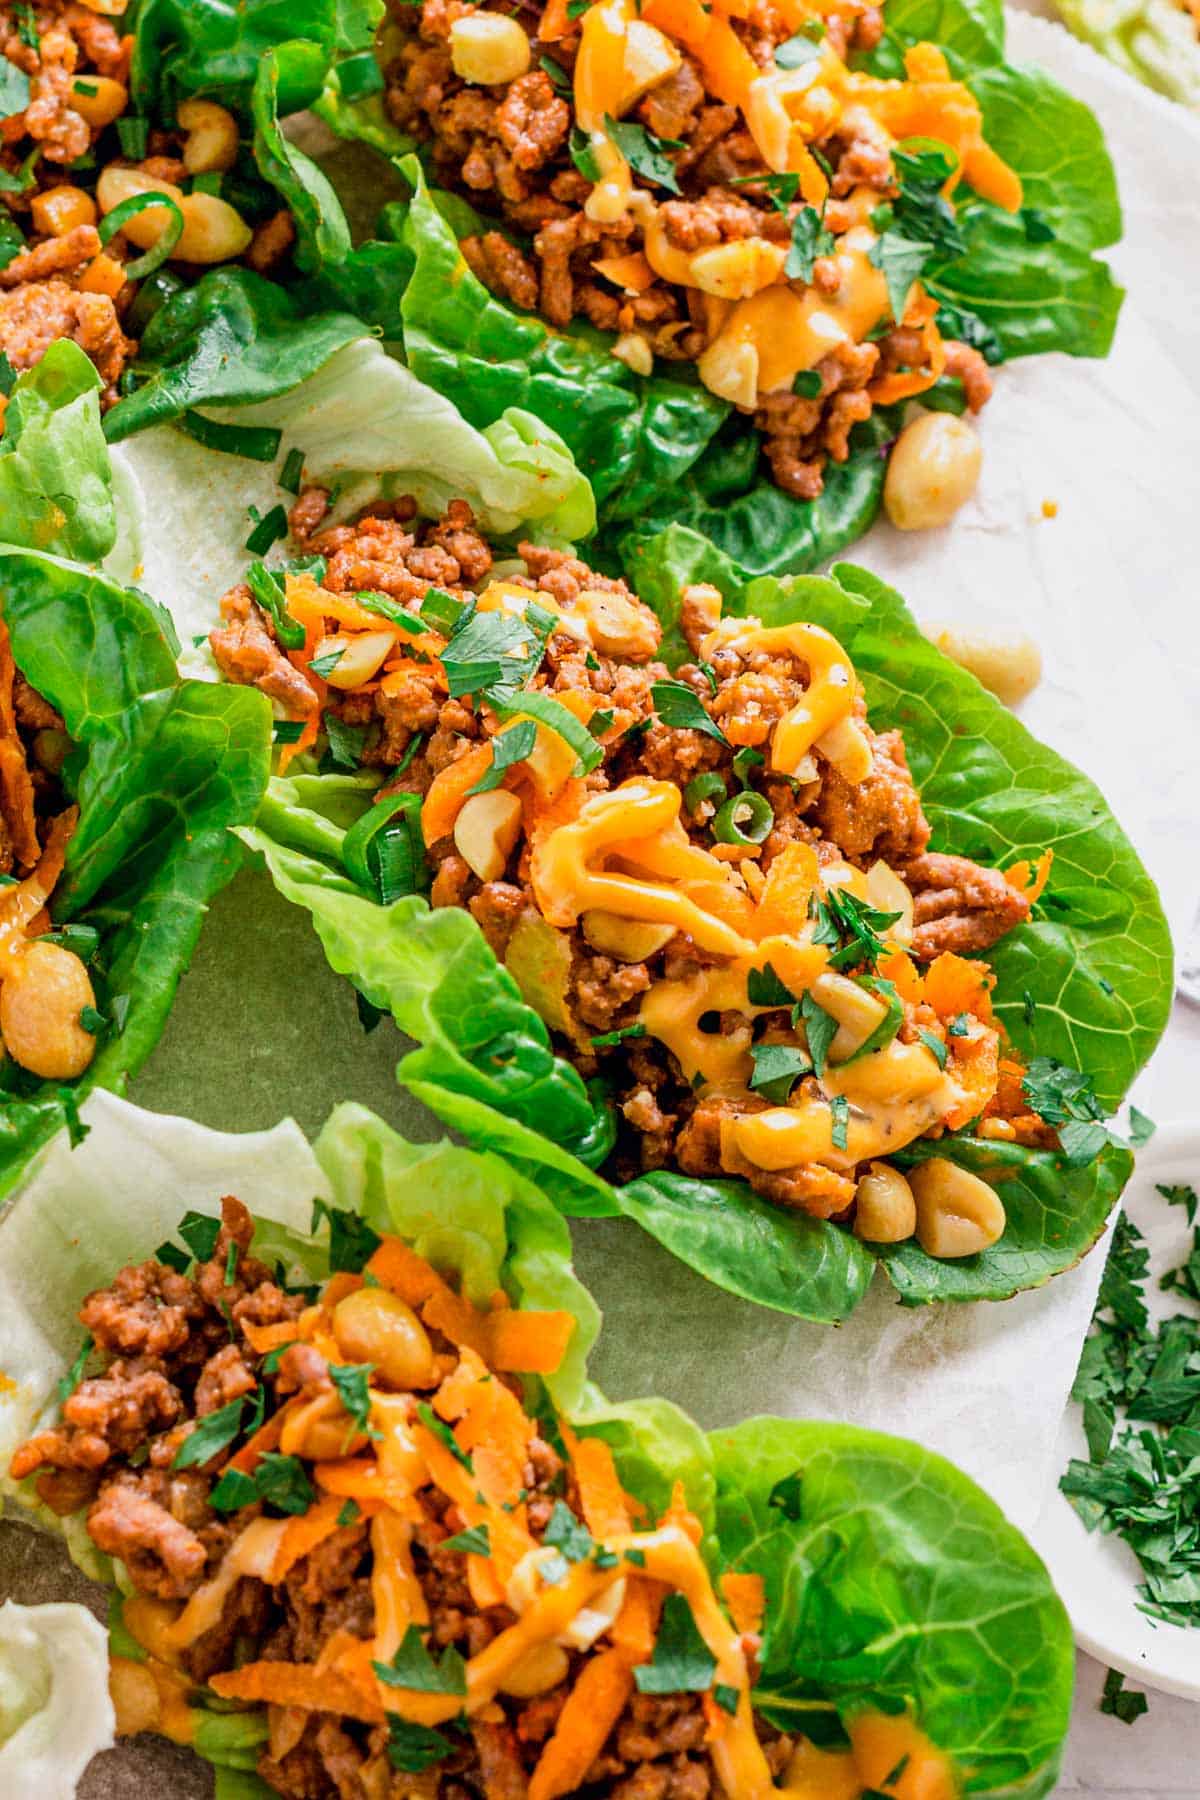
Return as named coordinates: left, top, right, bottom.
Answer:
left=710, top=1417, right=1073, bottom=1798
left=130, top=0, right=382, bottom=118
left=102, top=270, right=365, bottom=442
left=251, top=44, right=353, bottom=274
left=0, top=343, right=115, bottom=563
left=313, top=1102, right=600, bottom=1410
left=0, top=551, right=271, bottom=1197
left=867, top=0, right=1006, bottom=76
left=249, top=531, right=1169, bottom=1317
left=1055, top=0, right=1200, bottom=109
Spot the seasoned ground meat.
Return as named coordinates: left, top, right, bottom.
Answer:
left=384, top=0, right=995, bottom=501
left=812, top=724, right=932, bottom=867
left=905, top=849, right=1031, bottom=956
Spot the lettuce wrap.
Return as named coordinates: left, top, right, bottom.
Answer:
left=0, top=344, right=271, bottom=1199
left=241, top=525, right=1170, bottom=1324
left=298, top=0, right=1125, bottom=586
left=0, top=1091, right=1074, bottom=1798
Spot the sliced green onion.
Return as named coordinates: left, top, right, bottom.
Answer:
left=98, top=190, right=184, bottom=281
left=246, top=562, right=305, bottom=650
left=684, top=771, right=725, bottom=814
left=116, top=116, right=148, bottom=159
left=178, top=409, right=282, bottom=462
left=126, top=266, right=184, bottom=336
left=488, top=688, right=603, bottom=776
left=342, top=792, right=427, bottom=903
left=279, top=446, right=305, bottom=493
left=245, top=503, right=288, bottom=556
left=712, top=790, right=773, bottom=846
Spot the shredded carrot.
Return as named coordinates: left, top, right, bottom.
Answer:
left=485, top=1308, right=575, bottom=1375
left=209, top=1660, right=384, bottom=1723
left=226, top=1402, right=294, bottom=1475
left=421, top=742, right=497, bottom=846
left=270, top=1495, right=348, bottom=1583
left=877, top=948, right=925, bottom=1005
left=923, top=951, right=994, bottom=1025
left=659, top=1481, right=703, bottom=1546
left=313, top=1457, right=412, bottom=1513
left=611, top=1576, right=662, bottom=1664
left=528, top=1650, right=636, bottom=1800
left=284, top=575, right=396, bottom=637
left=752, top=841, right=820, bottom=939
left=642, top=0, right=759, bottom=108
left=540, top=0, right=570, bottom=39
left=366, top=1237, right=443, bottom=1308
left=566, top=1431, right=632, bottom=1540
left=1004, top=848, right=1053, bottom=905
left=240, top=1319, right=302, bottom=1356
left=720, top=1572, right=765, bottom=1636
left=423, top=1283, right=491, bottom=1357
left=710, top=841, right=763, bottom=862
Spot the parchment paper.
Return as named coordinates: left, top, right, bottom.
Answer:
left=3, top=11, right=1199, bottom=1794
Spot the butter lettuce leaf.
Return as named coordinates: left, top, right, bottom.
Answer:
left=248, top=528, right=1168, bottom=1316
left=0, top=343, right=115, bottom=563
left=0, top=550, right=271, bottom=1199
left=710, top=1418, right=1073, bottom=1798
left=130, top=0, right=381, bottom=117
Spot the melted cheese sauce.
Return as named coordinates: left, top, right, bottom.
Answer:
left=701, top=229, right=888, bottom=396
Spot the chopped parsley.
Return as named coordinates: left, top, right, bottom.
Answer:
left=830, top=1093, right=849, bottom=1151
left=324, top=714, right=369, bottom=770
left=1021, top=1057, right=1113, bottom=1168
left=176, top=1210, right=222, bottom=1263
left=916, top=1028, right=948, bottom=1070
left=309, top=645, right=346, bottom=679
left=793, top=369, right=823, bottom=398
left=442, top=1523, right=491, bottom=1557
left=543, top=1501, right=595, bottom=1563
left=539, top=53, right=571, bottom=95
left=311, top=1195, right=382, bottom=1273
left=1100, top=1667, right=1148, bottom=1724
left=604, top=115, right=681, bottom=194
left=634, top=1594, right=717, bottom=1694
left=329, top=1363, right=378, bottom=1438
left=467, top=718, right=538, bottom=795
left=172, top=1395, right=250, bottom=1470
left=767, top=1470, right=804, bottom=1519
left=713, top=1682, right=741, bottom=1715
left=78, top=1004, right=106, bottom=1037
left=746, top=964, right=795, bottom=1008
left=438, top=610, right=538, bottom=697
left=211, top=1452, right=315, bottom=1517
left=338, top=1499, right=360, bottom=1527
left=246, top=562, right=305, bottom=650
left=731, top=170, right=800, bottom=211
left=810, top=888, right=902, bottom=973
left=1060, top=1209, right=1200, bottom=1627
left=375, top=1625, right=468, bottom=1695
left=799, top=990, right=838, bottom=1079
left=1128, top=1105, right=1157, bottom=1148
left=650, top=679, right=728, bottom=745
left=417, top=1401, right=473, bottom=1470
left=775, top=27, right=824, bottom=66
left=385, top=1716, right=459, bottom=1772
left=273, top=719, right=306, bottom=745
left=749, top=1042, right=812, bottom=1104
left=947, top=1012, right=972, bottom=1038
left=785, top=204, right=835, bottom=283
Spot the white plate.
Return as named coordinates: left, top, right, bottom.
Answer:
left=1030, top=1121, right=1200, bottom=1700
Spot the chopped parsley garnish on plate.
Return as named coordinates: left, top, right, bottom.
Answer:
left=1061, top=1198, right=1200, bottom=1627
left=1021, top=1057, right=1114, bottom=1167
left=1100, top=1667, right=1148, bottom=1724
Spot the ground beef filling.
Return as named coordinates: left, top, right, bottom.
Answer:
left=12, top=1214, right=793, bottom=1800
left=212, top=497, right=1036, bottom=1206
left=0, top=0, right=297, bottom=401
left=382, top=0, right=993, bottom=501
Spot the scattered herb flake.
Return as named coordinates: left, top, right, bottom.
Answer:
left=799, top=990, right=838, bottom=1079
left=467, top=717, right=538, bottom=795
left=56, top=1333, right=93, bottom=1405
left=375, top=1624, right=468, bottom=1695
left=749, top=1042, right=812, bottom=1104
left=417, top=1401, right=473, bottom=1470
left=1100, top=1667, right=1148, bottom=1724
left=329, top=1363, right=378, bottom=1438
left=172, top=1395, right=248, bottom=1469
left=385, top=1715, right=458, bottom=1773
left=604, top=115, right=681, bottom=194
left=311, top=1196, right=382, bottom=1274
left=635, top=1594, right=717, bottom=1694
left=177, top=1210, right=222, bottom=1264
left=830, top=1093, right=849, bottom=1151
left=1128, top=1106, right=1156, bottom=1148
left=650, top=678, right=728, bottom=745
left=916, top=1028, right=948, bottom=1070
left=442, top=1523, right=491, bottom=1557
left=543, top=1501, right=594, bottom=1563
